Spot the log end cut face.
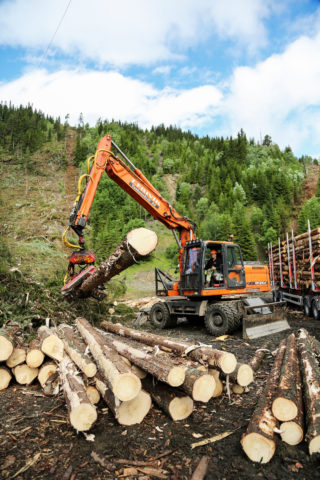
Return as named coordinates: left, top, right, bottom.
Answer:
left=70, top=403, right=97, bottom=432
left=241, top=432, right=276, bottom=464
left=237, top=364, right=254, bottom=387
left=42, top=335, right=64, bottom=361
left=193, top=374, right=215, bottom=403
left=113, top=373, right=141, bottom=402
left=26, top=349, right=45, bottom=369
left=169, top=396, right=194, bottom=421
left=309, top=435, right=320, bottom=455
left=272, top=397, right=298, bottom=422
left=0, top=335, right=14, bottom=362
left=167, top=366, right=186, bottom=387
left=280, top=421, right=303, bottom=446
left=217, top=352, right=237, bottom=374
left=0, top=367, right=12, bottom=390
left=127, top=228, right=158, bottom=256
left=117, top=390, right=152, bottom=426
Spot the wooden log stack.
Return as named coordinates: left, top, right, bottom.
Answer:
left=241, top=328, right=320, bottom=463
left=271, top=227, right=320, bottom=290
left=0, top=318, right=252, bottom=432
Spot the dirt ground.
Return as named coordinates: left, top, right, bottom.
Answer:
left=1, top=310, right=320, bottom=480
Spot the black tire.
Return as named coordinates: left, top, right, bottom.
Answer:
left=312, top=300, right=320, bottom=321
left=304, top=300, right=311, bottom=317
left=204, top=303, right=235, bottom=336
left=150, top=302, right=175, bottom=329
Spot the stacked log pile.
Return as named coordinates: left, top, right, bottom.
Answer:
left=241, top=329, right=320, bottom=463
left=271, top=227, right=320, bottom=289
left=0, top=319, right=254, bottom=431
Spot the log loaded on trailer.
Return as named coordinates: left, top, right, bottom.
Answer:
left=62, top=134, right=287, bottom=339
left=269, top=220, right=320, bottom=320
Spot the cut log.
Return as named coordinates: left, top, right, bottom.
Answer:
left=86, top=385, right=101, bottom=404
left=58, top=324, right=97, bottom=378
left=26, top=339, right=45, bottom=368
left=249, top=341, right=272, bottom=372
left=297, top=329, right=320, bottom=454
left=6, top=347, right=26, bottom=368
left=183, top=368, right=215, bottom=402
left=0, top=328, right=14, bottom=361
left=100, top=321, right=236, bottom=374
left=60, top=353, right=97, bottom=431
left=279, top=421, right=304, bottom=446
left=0, top=366, right=12, bottom=390
left=95, top=373, right=151, bottom=426
left=272, top=333, right=300, bottom=422
left=232, top=384, right=245, bottom=395
left=95, top=328, right=186, bottom=387
left=76, top=317, right=141, bottom=401
left=38, top=361, right=59, bottom=395
left=38, top=325, right=64, bottom=361
left=222, top=363, right=253, bottom=388
left=13, top=364, right=39, bottom=385
left=208, top=369, right=223, bottom=397
left=79, top=228, right=158, bottom=296
left=142, top=376, right=193, bottom=421
left=241, top=339, right=286, bottom=463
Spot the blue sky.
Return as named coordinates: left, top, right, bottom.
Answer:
left=1, top=0, right=320, bottom=158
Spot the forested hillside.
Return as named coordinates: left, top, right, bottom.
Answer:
left=73, top=119, right=317, bottom=263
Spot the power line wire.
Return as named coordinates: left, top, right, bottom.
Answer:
left=39, top=0, right=72, bottom=67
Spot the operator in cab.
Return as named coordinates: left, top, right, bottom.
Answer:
left=205, top=249, right=223, bottom=286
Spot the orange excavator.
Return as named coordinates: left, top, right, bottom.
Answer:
left=62, top=134, right=288, bottom=338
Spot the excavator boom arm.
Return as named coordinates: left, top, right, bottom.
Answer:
left=69, top=135, right=195, bottom=247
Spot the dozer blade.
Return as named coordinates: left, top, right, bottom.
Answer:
left=242, top=298, right=290, bottom=340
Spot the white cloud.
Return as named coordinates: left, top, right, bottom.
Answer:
left=0, top=0, right=275, bottom=66
left=224, top=32, right=320, bottom=154
left=0, top=68, right=222, bottom=129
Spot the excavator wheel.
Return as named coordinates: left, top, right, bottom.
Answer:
left=150, top=302, right=176, bottom=329
left=204, top=303, right=237, bottom=336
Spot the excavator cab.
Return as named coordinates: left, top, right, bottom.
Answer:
left=180, top=241, right=246, bottom=295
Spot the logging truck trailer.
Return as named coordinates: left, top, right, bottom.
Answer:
left=62, top=134, right=288, bottom=339
left=268, top=220, right=320, bottom=320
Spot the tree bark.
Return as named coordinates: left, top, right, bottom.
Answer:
left=38, top=326, right=64, bottom=361
left=241, top=339, right=286, bottom=464
left=58, top=324, right=97, bottom=378
left=26, top=339, right=45, bottom=368
left=272, top=333, right=300, bottom=422
left=76, top=317, right=141, bottom=402
left=297, top=329, right=320, bottom=454
left=249, top=341, right=272, bottom=372
left=95, top=373, right=151, bottom=426
left=95, top=328, right=186, bottom=387
left=59, top=353, right=97, bottom=432
left=100, top=321, right=236, bottom=374
left=142, top=375, right=194, bottom=421
left=79, top=228, right=158, bottom=296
